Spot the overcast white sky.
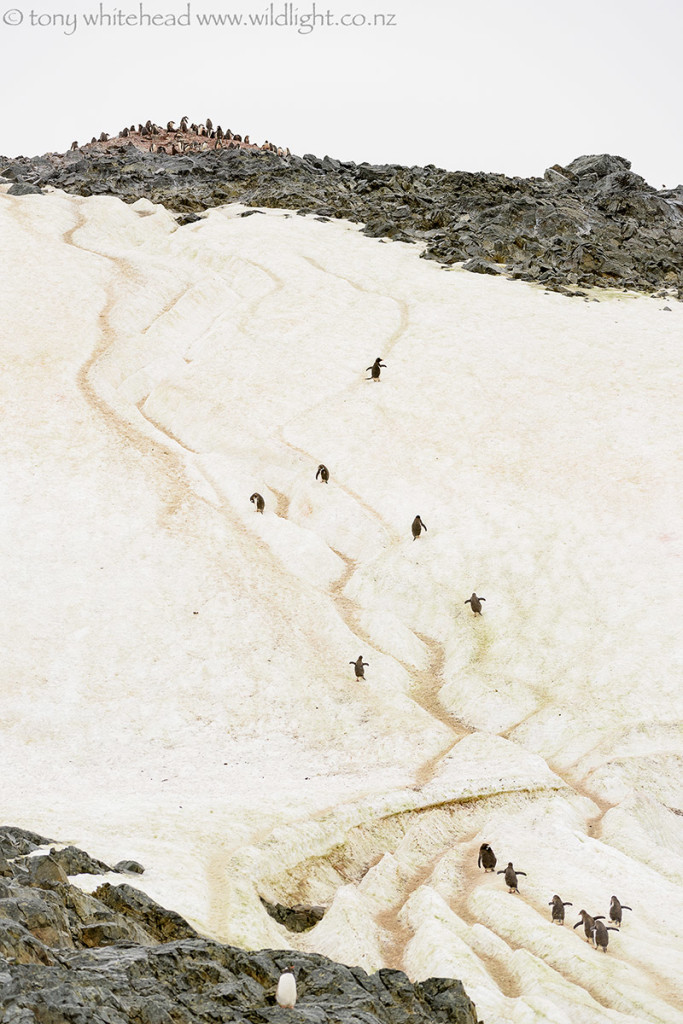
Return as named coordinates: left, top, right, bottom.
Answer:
left=1, top=0, right=681, bottom=185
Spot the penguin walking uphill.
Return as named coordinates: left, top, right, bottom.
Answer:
left=549, top=895, right=573, bottom=925
left=591, top=918, right=619, bottom=953
left=411, top=515, right=427, bottom=540
left=350, top=656, right=368, bottom=680
left=250, top=492, right=265, bottom=513
left=366, top=357, right=386, bottom=381
left=276, top=966, right=297, bottom=1008
left=465, top=592, right=485, bottom=615
left=316, top=464, right=329, bottom=483
left=573, top=910, right=605, bottom=943
left=609, top=895, right=632, bottom=927
left=498, top=862, right=526, bottom=893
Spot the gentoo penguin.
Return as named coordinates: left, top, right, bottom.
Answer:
left=166, top=121, right=176, bottom=131
left=206, top=117, right=213, bottom=131
left=573, top=910, right=605, bottom=942
left=244, top=134, right=250, bottom=144
left=497, top=862, right=526, bottom=893
left=316, top=464, right=329, bottom=483
left=411, top=515, right=427, bottom=540
left=70, top=140, right=78, bottom=150
left=609, top=896, right=632, bottom=927
left=350, top=656, right=368, bottom=680
left=477, top=843, right=497, bottom=872
left=180, top=116, right=189, bottom=131
left=465, top=593, right=485, bottom=615
left=591, top=918, right=618, bottom=953
left=99, top=132, right=109, bottom=142
left=276, top=967, right=297, bottom=1008
left=366, top=357, right=386, bottom=381
left=250, top=492, right=265, bottom=513
left=549, top=895, right=573, bottom=925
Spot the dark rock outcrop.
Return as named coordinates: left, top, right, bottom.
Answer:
left=1, top=143, right=681, bottom=299
left=0, top=827, right=480, bottom=1023
left=260, top=897, right=326, bottom=932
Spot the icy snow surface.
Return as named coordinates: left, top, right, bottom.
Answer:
left=0, top=190, right=681, bottom=1024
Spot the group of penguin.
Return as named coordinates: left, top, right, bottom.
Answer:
left=249, top=355, right=486, bottom=686
left=478, top=843, right=631, bottom=953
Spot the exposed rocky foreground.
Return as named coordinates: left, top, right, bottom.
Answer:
left=1, top=142, right=682, bottom=298
left=0, top=827, right=478, bottom=1024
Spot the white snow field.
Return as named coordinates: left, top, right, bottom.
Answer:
left=1, top=189, right=682, bottom=1024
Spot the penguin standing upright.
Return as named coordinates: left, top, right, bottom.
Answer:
left=573, top=910, right=605, bottom=942
left=411, top=515, right=427, bottom=540
left=350, top=656, right=368, bottom=680
left=609, top=896, right=632, bottom=927
left=465, top=593, right=485, bottom=614
left=549, top=895, right=573, bottom=924
left=316, top=464, right=329, bottom=483
left=497, top=862, right=526, bottom=893
left=477, top=844, right=497, bottom=872
left=276, top=967, right=297, bottom=1008
left=250, top=492, right=265, bottom=513
left=366, top=358, right=386, bottom=381
left=591, top=919, right=619, bottom=953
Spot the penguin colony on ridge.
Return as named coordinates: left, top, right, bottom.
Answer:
left=78, top=116, right=290, bottom=158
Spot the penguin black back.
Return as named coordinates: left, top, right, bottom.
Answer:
left=350, top=655, right=368, bottom=679
left=478, top=843, right=496, bottom=871
left=411, top=515, right=427, bottom=540
left=250, top=492, right=265, bottom=513
left=465, top=592, right=485, bottom=614
left=316, top=464, right=329, bottom=483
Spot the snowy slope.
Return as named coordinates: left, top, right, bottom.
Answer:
left=0, top=188, right=681, bottom=1024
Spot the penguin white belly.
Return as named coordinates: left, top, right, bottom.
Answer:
left=276, top=972, right=297, bottom=1008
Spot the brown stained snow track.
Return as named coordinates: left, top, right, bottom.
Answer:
left=66, top=203, right=197, bottom=525
left=62, top=201, right=651, bottom=1016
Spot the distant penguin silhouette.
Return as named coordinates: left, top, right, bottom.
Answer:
left=276, top=967, right=297, bottom=1008
left=478, top=843, right=497, bottom=872
left=497, top=862, right=526, bottom=893
left=609, top=896, right=632, bottom=927
left=250, top=492, right=265, bottom=513
left=366, top=357, right=386, bottom=381
left=465, top=593, right=485, bottom=615
left=316, top=464, right=329, bottom=483
left=549, top=895, right=573, bottom=925
left=350, top=656, right=368, bottom=680
left=591, top=919, right=618, bottom=953
left=573, top=910, right=605, bottom=942
left=411, top=515, right=427, bottom=540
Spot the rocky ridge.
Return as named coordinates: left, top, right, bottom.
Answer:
left=0, top=827, right=479, bottom=1024
left=1, top=143, right=681, bottom=299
